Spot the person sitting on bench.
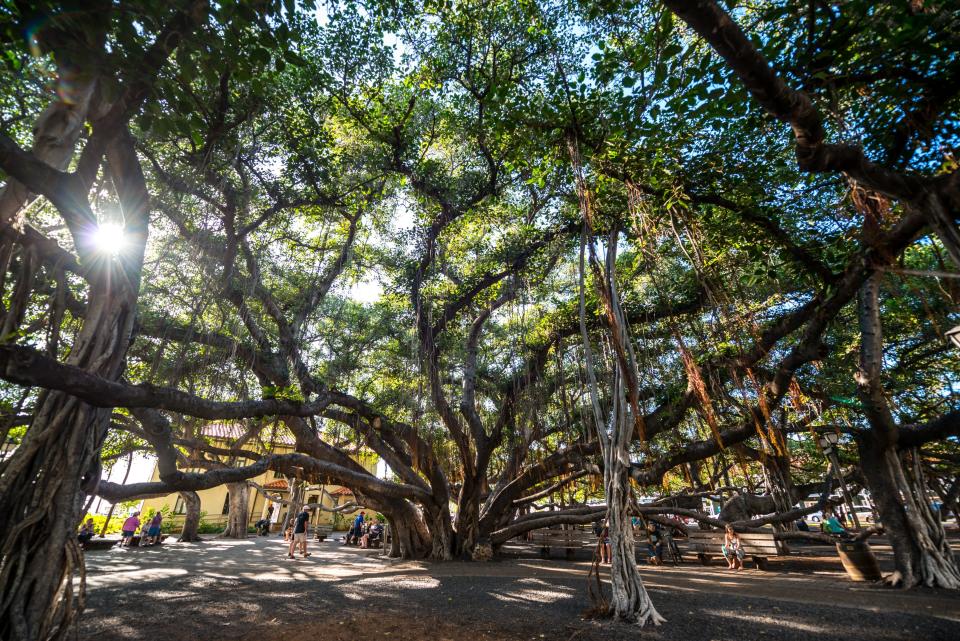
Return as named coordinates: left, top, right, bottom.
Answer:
left=361, top=519, right=383, bottom=548
left=256, top=506, right=274, bottom=536
left=77, top=519, right=95, bottom=546
left=722, top=524, right=744, bottom=571
left=821, top=509, right=847, bottom=534
left=646, top=522, right=664, bottom=566
left=138, top=519, right=152, bottom=546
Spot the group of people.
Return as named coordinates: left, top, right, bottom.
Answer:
left=591, top=507, right=857, bottom=572
left=76, top=511, right=165, bottom=548
left=344, top=511, right=384, bottom=548
left=105, top=511, right=165, bottom=547
left=283, top=506, right=385, bottom=558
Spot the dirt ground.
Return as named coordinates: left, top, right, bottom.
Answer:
left=77, top=534, right=960, bottom=641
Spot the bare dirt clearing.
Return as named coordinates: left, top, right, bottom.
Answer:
left=78, top=535, right=960, bottom=641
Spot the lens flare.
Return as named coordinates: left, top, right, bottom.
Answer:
left=92, top=223, right=126, bottom=255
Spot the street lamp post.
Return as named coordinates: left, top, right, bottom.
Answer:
left=817, top=431, right=862, bottom=529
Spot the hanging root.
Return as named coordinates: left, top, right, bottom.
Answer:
left=582, top=536, right=610, bottom=619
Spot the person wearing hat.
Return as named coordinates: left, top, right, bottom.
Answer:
left=288, top=505, right=313, bottom=559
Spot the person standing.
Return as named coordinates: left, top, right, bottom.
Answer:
left=288, top=505, right=312, bottom=559
left=147, top=512, right=163, bottom=545
left=597, top=522, right=611, bottom=564
left=348, top=511, right=365, bottom=545
left=120, top=511, right=140, bottom=547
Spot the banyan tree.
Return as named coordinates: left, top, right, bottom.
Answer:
left=1, top=0, right=959, bottom=639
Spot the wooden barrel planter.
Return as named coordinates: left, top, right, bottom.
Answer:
left=836, top=541, right=882, bottom=582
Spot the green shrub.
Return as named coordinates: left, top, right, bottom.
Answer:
left=79, top=513, right=125, bottom=535
left=196, top=512, right=222, bottom=534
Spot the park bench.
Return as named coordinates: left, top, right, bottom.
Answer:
left=686, top=530, right=783, bottom=570
left=529, top=528, right=596, bottom=559
left=315, top=525, right=333, bottom=541
left=129, top=534, right=170, bottom=547
left=81, top=538, right=118, bottom=551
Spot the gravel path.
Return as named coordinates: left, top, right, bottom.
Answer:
left=77, top=535, right=960, bottom=641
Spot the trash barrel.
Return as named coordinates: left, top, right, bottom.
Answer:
left=836, top=540, right=882, bottom=582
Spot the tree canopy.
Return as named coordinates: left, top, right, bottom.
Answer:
left=1, top=0, right=959, bottom=638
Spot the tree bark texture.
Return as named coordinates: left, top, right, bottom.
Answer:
left=0, top=75, right=98, bottom=230
left=856, top=274, right=960, bottom=588
left=221, top=482, right=250, bottom=539
left=572, top=206, right=663, bottom=626
left=603, top=379, right=665, bottom=626
left=859, top=441, right=960, bottom=588
left=428, top=507, right=455, bottom=561
left=178, top=491, right=202, bottom=543
left=0, top=133, right=148, bottom=641
left=382, top=498, right=431, bottom=560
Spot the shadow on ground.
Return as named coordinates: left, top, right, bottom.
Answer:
left=77, top=535, right=960, bottom=641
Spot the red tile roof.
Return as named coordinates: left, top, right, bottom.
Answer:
left=199, top=422, right=295, bottom=446
left=329, top=487, right=354, bottom=496
left=263, top=479, right=288, bottom=490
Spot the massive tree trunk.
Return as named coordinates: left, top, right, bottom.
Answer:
left=383, top=499, right=431, bottom=560
left=859, top=440, right=960, bottom=588
left=855, top=274, right=960, bottom=588
left=178, top=491, right=202, bottom=543
left=427, top=505, right=455, bottom=561
left=455, top=477, right=482, bottom=557
left=0, top=132, right=148, bottom=641
left=221, top=482, right=250, bottom=539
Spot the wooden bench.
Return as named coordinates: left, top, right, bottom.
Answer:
left=81, top=538, right=118, bottom=551
left=127, top=534, right=170, bottom=547
left=529, top=529, right=596, bottom=559
left=686, top=530, right=782, bottom=570
left=315, top=525, right=333, bottom=541
left=635, top=529, right=684, bottom=565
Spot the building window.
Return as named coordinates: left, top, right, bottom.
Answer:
left=221, top=494, right=230, bottom=515
left=273, top=470, right=284, bottom=479
left=173, top=496, right=186, bottom=514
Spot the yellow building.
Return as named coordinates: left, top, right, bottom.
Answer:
left=139, top=422, right=375, bottom=533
